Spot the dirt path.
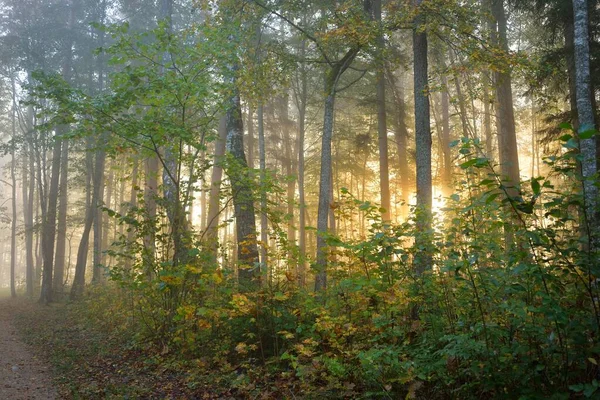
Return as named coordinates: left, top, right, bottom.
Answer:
left=0, top=299, right=58, bottom=400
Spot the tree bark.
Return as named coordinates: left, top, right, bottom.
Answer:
left=492, top=0, right=520, bottom=194
left=206, top=116, right=227, bottom=253
left=572, top=0, right=598, bottom=238
left=374, top=0, right=391, bottom=222
left=53, top=139, right=69, bottom=295
left=10, top=75, right=17, bottom=298
left=71, top=137, right=106, bottom=300
left=258, top=104, right=268, bottom=270
left=413, top=0, right=433, bottom=275
left=226, top=82, right=259, bottom=290
left=295, top=40, right=308, bottom=286
left=39, top=130, right=62, bottom=304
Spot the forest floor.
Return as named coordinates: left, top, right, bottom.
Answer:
left=0, top=293, right=238, bottom=399
left=0, top=297, right=58, bottom=400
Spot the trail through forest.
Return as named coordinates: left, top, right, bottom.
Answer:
left=0, top=299, right=57, bottom=400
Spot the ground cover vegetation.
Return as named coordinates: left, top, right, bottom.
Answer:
left=0, top=0, right=599, bottom=398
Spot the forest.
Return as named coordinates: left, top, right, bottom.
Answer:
left=0, top=0, right=598, bottom=398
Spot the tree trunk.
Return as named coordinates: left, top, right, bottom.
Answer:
left=39, top=131, right=62, bottom=304
left=71, top=137, right=106, bottom=300
left=53, top=139, right=69, bottom=295
left=10, top=76, right=17, bottom=298
left=386, top=67, right=410, bottom=218
left=257, top=104, right=268, bottom=271
left=247, top=106, right=255, bottom=169
left=143, top=155, right=159, bottom=277
left=492, top=0, right=520, bottom=194
left=226, top=83, right=259, bottom=290
left=374, top=0, right=391, bottom=222
left=315, top=48, right=360, bottom=292
left=205, top=116, right=227, bottom=254
left=413, top=0, right=433, bottom=275
left=296, top=40, right=308, bottom=286
left=94, top=159, right=109, bottom=283
left=572, top=0, right=598, bottom=238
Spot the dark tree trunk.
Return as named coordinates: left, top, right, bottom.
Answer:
left=492, top=0, right=520, bottom=195
left=413, top=0, right=433, bottom=275
left=226, top=83, right=260, bottom=290
left=71, top=137, right=106, bottom=300
left=572, top=0, right=598, bottom=236
left=374, top=0, right=391, bottom=222
left=53, top=139, right=69, bottom=295
left=39, top=131, right=62, bottom=304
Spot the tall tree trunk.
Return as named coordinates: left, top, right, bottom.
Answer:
left=492, top=0, right=520, bottom=194
left=124, top=159, right=139, bottom=270
left=10, top=75, right=17, bottom=298
left=24, top=138, right=34, bottom=297
left=247, top=106, right=255, bottom=169
left=95, top=160, right=109, bottom=282
left=374, top=0, right=391, bottom=222
left=386, top=67, right=410, bottom=218
left=143, top=155, right=159, bottom=277
left=205, top=116, right=227, bottom=255
left=280, top=95, right=297, bottom=264
left=572, top=0, right=598, bottom=239
left=71, top=137, right=106, bottom=300
left=226, top=82, right=259, bottom=289
left=482, top=73, right=493, bottom=159
left=53, top=139, right=69, bottom=295
left=315, top=48, right=360, bottom=292
left=296, top=40, right=308, bottom=286
left=160, top=0, right=189, bottom=267
left=258, top=104, right=268, bottom=271
left=413, top=0, right=433, bottom=275
left=39, top=130, right=62, bottom=304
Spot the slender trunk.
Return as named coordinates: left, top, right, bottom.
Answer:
left=374, top=0, right=391, bottom=222
left=53, top=139, right=69, bottom=295
left=206, top=116, right=227, bottom=253
left=492, top=0, right=520, bottom=194
left=143, top=155, right=159, bottom=277
left=94, top=160, right=109, bottom=282
left=124, top=159, right=139, bottom=270
left=440, top=74, right=452, bottom=194
left=10, top=76, right=17, bottom=298
left=39, top=131, right=62, bottom=304
left=315, top=48, right=360, bottom=292
left=296, top=49, right=308, bottom=286
left=24, top=139, right=34, bottom=296
left=413, top=0, right=433, bottom=275
left=258, top=104, right=268, bottom=271
left=564, top=15, right=578, bottom=128
left=482, top=73, right=493, bottom=159
left=280, top=96, right=297, bottom=263
left=247, top=106, right=255, bottom=169
left=226, top=83, right=259, bottom=289
left=71, top=137, right=106, bottom=300
left=387, top=68, right=410, bottom=218
left=572, top=0, right=598, bottom=237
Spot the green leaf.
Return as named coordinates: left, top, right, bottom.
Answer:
left=559, top=122, right=573, bottom=130
left=531, top=179, right=541, bottom=196
left=578, top=129, right=597, bottom=140
left=486, top=192, right=500, bottom=204
left=460, top=159, right=478, bottom=169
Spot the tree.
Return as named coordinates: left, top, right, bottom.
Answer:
left=374, top=0, right=391, bottom=222
left=572, top=0, right=598, bottom=241
left=492, top=0, right=520, bottom=195
left=413, top=0, right=432, bottom=275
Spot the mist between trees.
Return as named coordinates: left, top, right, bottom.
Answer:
left=0, top=0, right=598, bottom=398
